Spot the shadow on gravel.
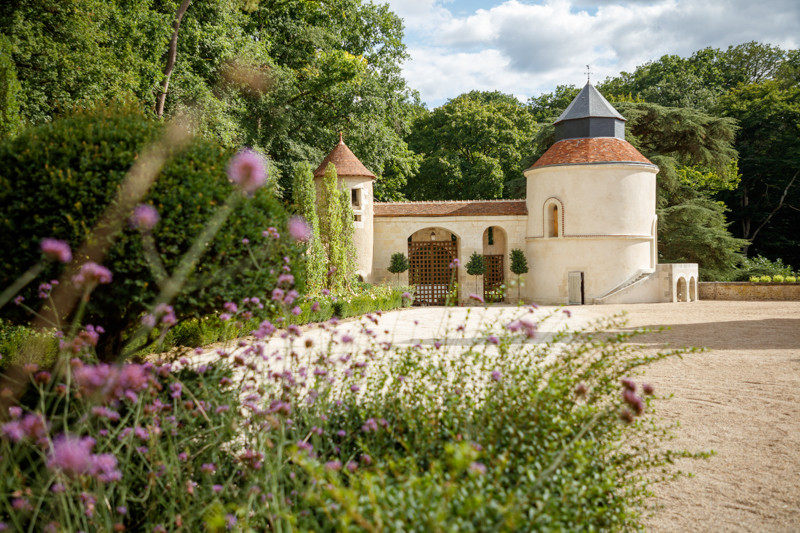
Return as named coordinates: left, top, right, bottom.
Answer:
left=621, top=318, right=800, bottom=351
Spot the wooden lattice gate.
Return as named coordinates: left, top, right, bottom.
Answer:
left=408, top=241, right=458, bottom=305
left=484, top=254, right=504, bottom=302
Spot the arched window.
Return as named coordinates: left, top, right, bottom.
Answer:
left=544, top=198, right=563, bottom=238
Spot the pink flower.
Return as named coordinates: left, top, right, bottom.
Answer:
left=41, top=238, right=72, bottom=263
left=72, top=262, right=112, bottom=288
left=469, top=293, right=484, bottom=303
left=130, top=204, right=159, bottom=230
left=48, top=435, right=95, bottom=476
left=227, top=149, right=267, bottom=194
left=288, top=216, right=311, bottom=242
left=491, top=370, right=502, bottom=382
left=642, top=383, right=655, bottom=395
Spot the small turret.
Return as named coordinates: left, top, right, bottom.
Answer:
left=313, top=134, right=375, bottom=282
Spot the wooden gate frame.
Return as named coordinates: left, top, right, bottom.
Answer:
left=483, top=254, right=505, bottom=302
left=408, top=241, right=458, bottom=305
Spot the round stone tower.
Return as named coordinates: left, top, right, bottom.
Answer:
left=523, top=83, right=659, bottom=304
left=313, top=134, right=375, bottom=282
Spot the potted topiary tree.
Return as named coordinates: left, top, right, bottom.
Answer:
left=510, top=248, right=529, bottom=302
left=466, top=251, right=486, bottom=297
left=388, top=252, right=409, bottom=284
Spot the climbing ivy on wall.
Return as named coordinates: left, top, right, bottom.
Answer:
left=317, top=163, right=357, bottom=292
left=292, top=161, right=326, bottom=294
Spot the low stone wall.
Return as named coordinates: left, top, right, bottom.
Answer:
left=699, top=282, right=800, bottom=301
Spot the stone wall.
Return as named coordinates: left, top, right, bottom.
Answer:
left=699, top=282, right=800, bottom=301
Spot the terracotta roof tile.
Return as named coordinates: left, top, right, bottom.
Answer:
left=529, top=137, right=654, bottom=169
left=314, top=134, right=376, bottom=179
left=374, top=200, right=527, bottom=217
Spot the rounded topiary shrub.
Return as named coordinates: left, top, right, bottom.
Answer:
left=0, top=105, right=302, bottom=357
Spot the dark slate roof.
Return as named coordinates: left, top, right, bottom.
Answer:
left=313, top=133, right=376, bottom=179
left=374, top=200, right=527, bottom=217
left=554, top=82, right=625, bottom=124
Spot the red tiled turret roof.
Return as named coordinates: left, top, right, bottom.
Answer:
left=374, top=200, right=527, bottom=217
left=313, top=133, right=376, bottom=179
left=529, top=137, right=655, bottom=169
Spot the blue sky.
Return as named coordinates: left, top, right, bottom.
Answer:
left=383, top=0, right=800, bottom=108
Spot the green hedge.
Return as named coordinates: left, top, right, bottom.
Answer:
left=0, top=105, right=301, bottom=358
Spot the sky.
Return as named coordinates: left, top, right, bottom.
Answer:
left=383, top=0, right=800, bottom=108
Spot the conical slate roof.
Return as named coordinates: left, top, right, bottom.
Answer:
left=313, top=134, right=376, bottom=179
left=554, top=82, right=625, bottom=124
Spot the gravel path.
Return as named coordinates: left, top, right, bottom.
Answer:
left=575, top=301, right=800, bottom=532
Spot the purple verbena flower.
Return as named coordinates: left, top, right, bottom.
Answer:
left=288, top=216, right=311, bottom=242
left=41, top=238, right=72, bottom=263
left=227, top=149, right=267, bottom=194
left=130, top=204, right=159, bottom=231
left=47, top=435, right=95, bottom=476
left=72, top=262, right=112, bottom=288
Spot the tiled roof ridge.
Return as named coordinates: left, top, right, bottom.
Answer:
left=313, top=135, right=376, bottom=179
left=375, top=199, right=525, bottom=205
left=529, top=137, right=655, bottom=169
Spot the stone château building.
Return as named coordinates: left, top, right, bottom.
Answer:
left=313, top=83, right=698, bottom=305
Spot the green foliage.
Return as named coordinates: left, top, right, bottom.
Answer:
left=786, top=276, right=797, bottom=283
left=292, top=161, right=326, bottom=293
left=0, top=320, right=58, bottom=370
left=465, top=252, right=487, bottom=277
left=338, top=185, right=358, bottom=284
left=0, top=105, right=299, bottom=356
left=717, top=80, right=800, bottom=265
left=657, top=199, right=748, bottom=279
left=330, top=284, right=414, bottom=318
left=405, top=91, right=537, bottom=200
left=730, top=255, right=796, bottom=281
left=772, top=274, right=785, bottom=283
left=0, top=34, right=21, bottom=140
left=1, top=0, right=419, bottom=200
left=509, top=248, right=529, bottom=275
left=759, top=275, right=772, bottom=283
left=318, top=163, right=346, bottom=293
left=387, top=252, right=410, bottom=281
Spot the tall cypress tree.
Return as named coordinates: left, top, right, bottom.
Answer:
left=291, top=161, right=326, bottom=294
left=318, top=163, right=345, bottom=293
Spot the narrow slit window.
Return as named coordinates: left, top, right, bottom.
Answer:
left=351, top=188, right=360, bottom=207
left=546, top=203, right=560, bottom=238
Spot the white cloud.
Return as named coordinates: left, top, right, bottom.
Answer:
left=385, top=0, right=800, bottom=107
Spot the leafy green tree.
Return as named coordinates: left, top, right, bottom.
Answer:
left=509, top=249, right=528, bottom=300
left=657, top=198, right=748, bottom=279
left=405, top=91, right=537, bottom=200
left=465, top=252, right=486, bottom=295
left=717, top=81, right=800, bottom=265
left=292, top=161, right=326, bottom=294
left=388, top=252, right=409, bottom=283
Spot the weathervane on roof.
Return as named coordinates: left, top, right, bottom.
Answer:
left=585, top=64, right=592, bottom=83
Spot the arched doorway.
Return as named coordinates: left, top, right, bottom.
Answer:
left=407, top=228, right=458, bottom=305
left=676, top=277, right=688, bottom=302
left=482, top=226, right=507, bottom=302
left=689, top=277, right=697, bottom=302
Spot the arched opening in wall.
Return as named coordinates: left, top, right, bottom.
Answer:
left=482, top=226, right=507, bottom=302
left=676, top=277, right=688, bottom=302
left=689, top=276, right=697, bottom=302
left=544, top=199, right=563, bottom=238
left=407, top=227, right=459, bottom=305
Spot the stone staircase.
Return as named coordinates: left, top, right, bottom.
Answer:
left=594, top=270, right=653, bottom=304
